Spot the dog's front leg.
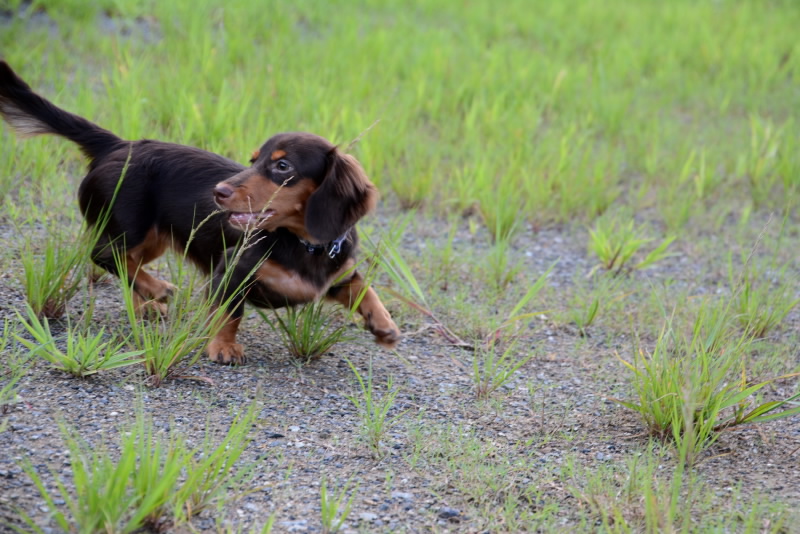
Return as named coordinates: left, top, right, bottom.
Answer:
left=207, top=262, right=248, bottom=365
left=327, top=271, right=400, bottom=348
left=207, top=305, right=246, bottom=365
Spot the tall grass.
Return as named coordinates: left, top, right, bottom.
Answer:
left=345, top=358, right=404, bottom=458
left=1, top=0, right=796, bottom=230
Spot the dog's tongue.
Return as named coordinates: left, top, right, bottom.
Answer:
left=229, top=211, right=273, bottom=226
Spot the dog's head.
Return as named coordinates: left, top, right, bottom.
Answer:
left=214, top=132, right=378, bottom=243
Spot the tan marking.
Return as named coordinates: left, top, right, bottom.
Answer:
left=127, top=227, right=171, bottom=266
left=328, top=270, right=400, bottom=348
left=256, top=260, right=325, bottom=302
left=215, top=173, right=317, bottom=239
left=270, top=149, right=287, bottom=161
left=125, top=228, right=175, bottom=303
left=250, top=148, right=260, bottom=162
left=254, top=258, right=358, bottom=305
left=207, top=311, right=245, bottom=365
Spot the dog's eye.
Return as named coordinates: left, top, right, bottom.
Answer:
left=276, top=160, right=291, bottom=172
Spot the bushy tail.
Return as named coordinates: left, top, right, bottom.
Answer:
left=0, top=61, right=123, bottom=160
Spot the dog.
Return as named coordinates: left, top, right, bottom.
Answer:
left=0, top=61, right=400, bottom=364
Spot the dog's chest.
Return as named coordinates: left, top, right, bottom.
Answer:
left=250, top=259, right=327, bottom=305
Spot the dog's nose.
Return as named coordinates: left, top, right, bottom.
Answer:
left=214, top=183, right=234, bottom=203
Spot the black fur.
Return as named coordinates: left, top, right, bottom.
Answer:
left=77, top=141, right=244, bottom=274
left=0, top=61, right=123, bottom=160
left=0, top=60, right=244, bottom=275
left=212, top=227, right=358, bottom=321
left=305, top=150, right=376, bottom=243
left=0, top=60, right=398, bottom=363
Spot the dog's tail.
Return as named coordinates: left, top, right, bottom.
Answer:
left=0, top=61, right=123, bottom=160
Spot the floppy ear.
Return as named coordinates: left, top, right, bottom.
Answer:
left=305, top=149, right=378, bottom=243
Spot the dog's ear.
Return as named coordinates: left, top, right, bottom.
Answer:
left=305, top=149, right=378, bottom=243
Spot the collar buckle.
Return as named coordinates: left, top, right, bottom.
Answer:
left=299, top=229, right=350, bottom=259
left=327, top=234, right=347, bottom=259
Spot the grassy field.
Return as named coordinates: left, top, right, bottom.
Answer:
left=1, top=0, right=800, bottom=532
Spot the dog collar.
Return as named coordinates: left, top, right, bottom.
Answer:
left=299, top=230, right=349, bottom=259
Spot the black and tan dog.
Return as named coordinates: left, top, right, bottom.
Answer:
left=0, top=61, right=400, bottom=364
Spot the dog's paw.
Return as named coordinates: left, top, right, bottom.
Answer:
left=207, top=339, right=246, bottom=365
left=153, top=280, right=177, bottom=301
left=366, top=311, right=401, bottom=349
left=133, top=293, right=169, bottom=317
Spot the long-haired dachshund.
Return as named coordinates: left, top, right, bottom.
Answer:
left=0, top=61, right=400, bottom=364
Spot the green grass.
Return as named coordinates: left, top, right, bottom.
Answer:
left=2, top=0, right=797, bottom=226
left=558, top=272, right=627, bottom=336
left=262, top=302, right=354, bottom=363
left=117, top=256, right=218, bottom=387
left=614, top=298, right=800, bottom=465
left=14, top=303, right=143, bottom=378
left=567, top=444, right=789, bottom=533
left=588, top=215, right=675, bottom=276
left=17, top=221, right=91, bottom=319
left=319, top=478, right=357, bottom=534
left=345, top=358, right=405, bottom=459
left=114, top=235, right=255, bottom=385
left=730, top=258, right=800, bottom=337
left=405, top=422, right=561, bottom=531
left=471, top=339, right=535, bottom=401
left=2, top=0, right=800, bottom=530
left=0, top=320, right=28, bottom=417
left=17, top=400, right=258, bottom=533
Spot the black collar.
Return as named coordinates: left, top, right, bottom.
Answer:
left=298, top=230, right=350, bottom=259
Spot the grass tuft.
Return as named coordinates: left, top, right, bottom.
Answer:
left=262, top=301, right=353, bottom=363
left=614, top=299, right=800, bottom=465
left=345, top=358, right=404, bottom=459
left=14, top=304, right=143, bottom=378
left=319, top=477, right=357, bottom=534
left=471, top=338, right=534, bottom=401
left=18, top=224, right=91, bottom=319
left=17, top=399, right=258, bottom=533
left=731, top=260, right=799, bottom=338
left=588, top=216, right=675, bottom=276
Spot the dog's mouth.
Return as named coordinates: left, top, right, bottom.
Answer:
left=227, top=210, right=275, bottom=227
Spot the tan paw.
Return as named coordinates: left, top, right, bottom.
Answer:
left=207, top=339, right=246, bottom=365
left=133, top=292, right=169, bottom=317
left=152, top=280, right=177, bottom=301
left=366, top=311, right=401, bottom=348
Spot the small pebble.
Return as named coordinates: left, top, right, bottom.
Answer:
left=438, top=506, right=461, bottom=520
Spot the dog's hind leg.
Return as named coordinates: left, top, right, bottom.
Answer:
left=91, top=228, right=176, bottom=315
left=124, top=228, right=176, bottom=315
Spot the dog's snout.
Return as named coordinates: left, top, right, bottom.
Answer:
left=214, top=183, right=234, bottom=203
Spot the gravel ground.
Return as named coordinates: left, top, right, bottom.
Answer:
left=1, top=207, right=800, bottom=533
